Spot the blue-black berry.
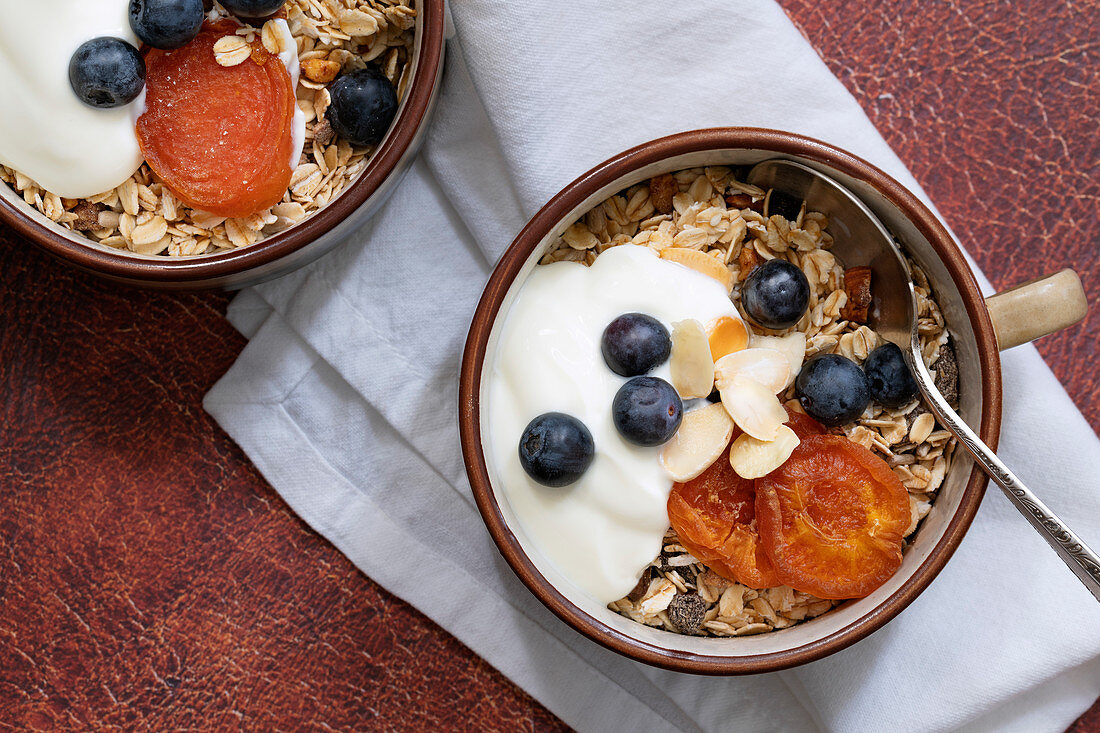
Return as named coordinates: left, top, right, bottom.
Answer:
left=326, top=68, right=399, bottom=147
left=518, top=413, right=595, bottom=488
left=129, top=0, right=204, bottom=50
left=741, top=258, right=810, bottom=330
left=601, top=313, right=671, bottom=377
left=69, top=38, right=146, bottom=109
left=795, top=354, right=871, bottom=427
left=219, top=0, right=287, bottom=18
left=612, top=376, right=683, bottom=447
left=863, top=342, right=920, bottom=408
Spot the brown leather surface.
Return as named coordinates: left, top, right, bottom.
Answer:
left=0, top=0, right=1097, bottom=730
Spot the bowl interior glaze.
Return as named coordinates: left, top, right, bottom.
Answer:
left=461, top=129, right=1000, bottom=674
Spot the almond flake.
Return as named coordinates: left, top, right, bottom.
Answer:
left=729, top=425, right=800, bottom=479
left=718, top=375, right=788, bottom=441
left=659, top=247, right=733, bottom=291
left=659, top=403, right=734, bottom=482
left=714, top=348, right=790, bottom=395
left=669, top=319, right=714, bottom=399
left=750, top=332, right=806, bottom=389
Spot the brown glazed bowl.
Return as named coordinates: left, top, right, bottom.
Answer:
left=460, top=128, right=1087, bottom=674
left=0, top=0, right=445, bottom=290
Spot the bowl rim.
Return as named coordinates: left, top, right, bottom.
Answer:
left=458, top=127, right=1002, bottom=675
left=0, top=0, right=445, bottom=284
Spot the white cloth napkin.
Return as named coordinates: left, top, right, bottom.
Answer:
left=204, top=2, right=1100, bottom=731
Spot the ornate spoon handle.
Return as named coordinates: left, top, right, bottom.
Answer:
left=909, top=345, right=1100, bottom=601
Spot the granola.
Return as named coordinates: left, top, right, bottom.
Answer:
left=541, top=166, right=958, bottom=636
left=0, top=0, right=416, bottom=257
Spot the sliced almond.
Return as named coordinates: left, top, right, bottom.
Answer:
left=659, top=403, right=735, bottom=482
left=718, top=375, right=788, bottom=441
left=659, top=248, right=733, bottom=291
left=670, top=319, right=714, bottom=399
left=707, top=315, right=749, bottom=362
left=750, top=332, right=806, bottom=389
left=729, top=425, right=800, bottom=479
left=714, top=348, right=791, bottom=395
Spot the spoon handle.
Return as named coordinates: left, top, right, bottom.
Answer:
left=912, top=348, right=1100, bottom=601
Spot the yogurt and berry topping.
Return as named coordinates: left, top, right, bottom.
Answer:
left=488, top=168, right=959, bottom=635
left=0, top=0, right=416, bottom=256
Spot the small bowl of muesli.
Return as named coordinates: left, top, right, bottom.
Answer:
left=459, top=128, right=1087, bottom=673
left=0, top=0, right=444, bottom=289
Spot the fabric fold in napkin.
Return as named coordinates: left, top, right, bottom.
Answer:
left=205, top=2, right=1100, bottom=731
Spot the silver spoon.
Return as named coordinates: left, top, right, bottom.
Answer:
left=747, top=158, right=1100, bottom=601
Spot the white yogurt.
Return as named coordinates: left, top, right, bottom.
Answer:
left=0, top=0, right=145, bottom=198
left=487, top=245, right=742, bottom=604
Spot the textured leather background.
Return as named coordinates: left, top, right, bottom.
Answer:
left=0, top=0, right=1097, bottom=730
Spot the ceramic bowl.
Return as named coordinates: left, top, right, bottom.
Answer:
left=459, top=127, right=1086, bottom=674
left=0, top=0, right=446, bottom=290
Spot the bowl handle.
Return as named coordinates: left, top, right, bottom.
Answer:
left=984, top=269, right=1088, bottom=350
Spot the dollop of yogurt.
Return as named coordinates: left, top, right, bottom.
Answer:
left=487, top=245, right=742, bottom=604
left=0, top=0, right=145, bottom=198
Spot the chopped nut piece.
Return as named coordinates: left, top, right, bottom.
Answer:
left=738, top=243, right=762, bottom=280
left=302, top=58, right=341, bottom=84
left=840, top=266, right=873, bottom=323
left=625, top=567, right=653, bottom=603
left=725, top=193, right=753, bottom=209
left=311, top=118, right=336, bottom=148
left=649, top=173, right=678, bottom=215
left=71, top=201, right=101, bottom=231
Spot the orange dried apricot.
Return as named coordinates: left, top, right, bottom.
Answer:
left=783, top=406, right=826, bottom=440
left=707, top=316, right=749, bottom=362
left=136, top=21, right=297, bottom=218
left=755, top=435, right=910, bottom=599
left=668, top=440, right=780, bottom=589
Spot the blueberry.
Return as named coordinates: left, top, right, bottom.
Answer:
left=69, top=38, right=146, bottom=109
left=326, top=69, right=399, bottom=147
left=219, top=0, right=286, bottom=18
left=741, top=258, right=810, bottom=330
left=795, top=354, right=871, bottom=427
left=863, top=342, right=920, bottom=408
left=601, top=313, right=671, bottom=377
left=518, top=413, right=595, bottom=488
left=129, top=0, right=204, bottom=50
left=612, top=376, right=683, bottom=447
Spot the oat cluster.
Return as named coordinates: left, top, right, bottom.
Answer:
left=543, top=166, right=959, bottom=637
left=0, top=0, right=416, bottom=257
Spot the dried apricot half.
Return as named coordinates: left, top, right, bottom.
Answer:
left=667, top=441, right=780, bottom=589
left=137, top=21, right=297, bottom=218
left=784, top=407, right=826, bottom=440
left=756, top=435, right=910, bottom=599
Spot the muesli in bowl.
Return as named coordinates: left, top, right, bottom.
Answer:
left=489, top=165, right=960, bottom=638
left=0, top=0, right=416, bottom=258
